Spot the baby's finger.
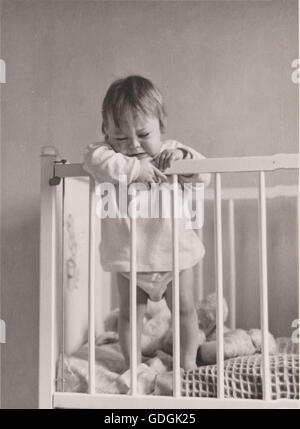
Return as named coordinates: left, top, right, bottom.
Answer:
left=151, top=154, right=160, bottom=169
left=159, top=152, right=168, bottom=171
left=164, top=152, right=175, bottom=170
left=164, top=153, right=172, bottom=170
left=153, top=166, right=168, bottom=181
left=158, top=150, right=169, bottom=171
left=156, top=154, right=163, bottom=171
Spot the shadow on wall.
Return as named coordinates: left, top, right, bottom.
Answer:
left=1, top=212, right=40, bottom=409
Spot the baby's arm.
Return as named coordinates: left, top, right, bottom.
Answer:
left=83, top=142, right=166, bottom=184
left=83, top=142, right=141, bottom=184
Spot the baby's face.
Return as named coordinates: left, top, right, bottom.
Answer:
left=105, top=114, right=163, bottom=159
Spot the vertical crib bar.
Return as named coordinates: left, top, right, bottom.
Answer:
left=298, top=171, right=300, bottom=401
left=130, top=186, right=137, bottom=396
left=298, top=16, right=300, bottom=403
left=88, top=178, right=96, bottom=394
left=172, top=175, right=181, bottom=398
left=214, top=173, right=224, bottom=399
left=228, top=199, right=236, bottom=330
left=39, top=147, right=58, bottom=408
left=194, top=229, right=204, bottom=302
left=60, top=178, right=66, bottom=393
left=258, top=171, right=271, bottom=401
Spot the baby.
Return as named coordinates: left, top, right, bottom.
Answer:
left=83, top=75, right=210, bottom=370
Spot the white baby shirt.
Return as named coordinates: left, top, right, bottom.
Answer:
left=83, top=139, right=209, bottom=272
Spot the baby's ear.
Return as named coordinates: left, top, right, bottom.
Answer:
left=102, top=122, right=109, bottom=142
left=159, top=118, right=167, bottom=134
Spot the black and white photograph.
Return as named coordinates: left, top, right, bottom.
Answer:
left=0, top=0, right=299, bottom=410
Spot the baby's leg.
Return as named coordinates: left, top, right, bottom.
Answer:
left=165, top=268, right=199, bottom=370
left=116, top=274, right=148, bottom=369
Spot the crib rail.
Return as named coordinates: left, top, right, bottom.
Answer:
left=40, top=148, right=299, bottom=408
left=53, top=153, right=298, bottom=178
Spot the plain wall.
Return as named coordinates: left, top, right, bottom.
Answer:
left=0, top=0, right=298, bottom=408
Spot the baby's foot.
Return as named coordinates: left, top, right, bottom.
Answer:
left=181, top=357, right=197, bottom=371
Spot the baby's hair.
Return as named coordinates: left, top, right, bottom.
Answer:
left=101, top=75, right=167, bottom=135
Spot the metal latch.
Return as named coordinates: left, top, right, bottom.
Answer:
left=49, top=159, right=67, bottom=186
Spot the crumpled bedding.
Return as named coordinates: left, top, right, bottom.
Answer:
left=57, top=332, right=298, bottom=396
left=57, top=296, right=299, bottom=397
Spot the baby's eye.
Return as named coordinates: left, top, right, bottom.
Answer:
left=138, top=133, right=149, bottom=138
left=116, top=137, right=128, bottom=141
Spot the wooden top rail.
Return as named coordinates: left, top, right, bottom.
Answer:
left=165, top=153, right=299, bottom=175
left=53, top=153, right=299, bottom=179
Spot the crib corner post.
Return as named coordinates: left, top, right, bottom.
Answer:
left=39, top=146, right=59, bottom=409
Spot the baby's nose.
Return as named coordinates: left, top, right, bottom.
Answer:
left=129, top=138, right=141, bottom=148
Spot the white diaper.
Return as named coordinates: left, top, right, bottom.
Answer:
left=120, top=271, right=173, bottom=302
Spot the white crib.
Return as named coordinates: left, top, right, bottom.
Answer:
left=39, top=146, right=299, bottom=409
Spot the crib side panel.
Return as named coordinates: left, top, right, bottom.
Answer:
left=63, top=178, right=114, bottom=356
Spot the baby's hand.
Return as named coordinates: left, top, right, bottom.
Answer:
left=154, top=149, right=185, bottom=171
left=137, top=158, right=167, bottom=185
